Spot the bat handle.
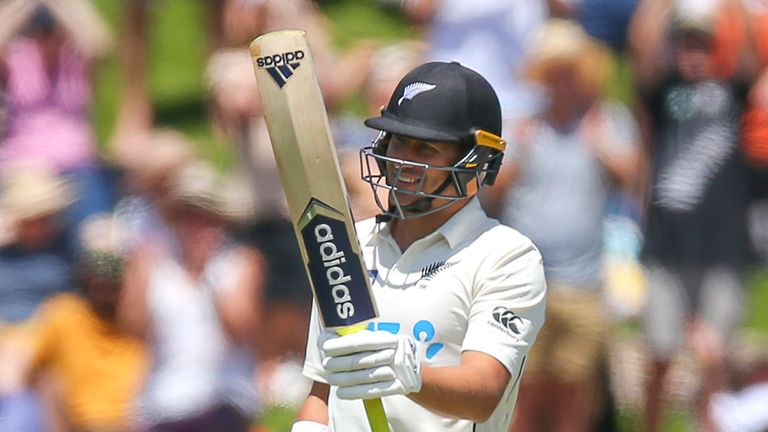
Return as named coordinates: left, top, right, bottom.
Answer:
left=337, top=324, right=391, bottom=432
left=364, top=399, right=390, bottom=432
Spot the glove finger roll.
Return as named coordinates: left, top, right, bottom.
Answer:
left=336, top=380, right=403, bottom=400
left=325, top=366, right=396, bottom=387
left=323, top=348, right=395, bottom=372
left=322, top=330, right=399, bottom=356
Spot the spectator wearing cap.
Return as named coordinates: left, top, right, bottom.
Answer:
left=118, top=162, right=264, bottom=431
left=0, top=167, right=74, bottom=324
left=0, top=166, right=75, bottom=432
left=481, top=19, right=642, bottom=432
left=629, top=0, right=756, bottom=430
left=20, top=214, right=147, bottom=432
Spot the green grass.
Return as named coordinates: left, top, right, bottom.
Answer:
left=257, top=405, right=298, bottom=431
left=745, top=268, right=768, bottom=332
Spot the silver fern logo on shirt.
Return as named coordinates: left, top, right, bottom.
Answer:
left=417, top=261, right=458, bottom=288
left=398, top=82, right=437, bottom=105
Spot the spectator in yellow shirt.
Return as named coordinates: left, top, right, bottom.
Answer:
left=25, top=220, right=147, bottom=431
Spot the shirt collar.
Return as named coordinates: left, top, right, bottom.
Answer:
left=370, top=196, right=486, bottom=251
left=434, top=196, right=485, bottom=249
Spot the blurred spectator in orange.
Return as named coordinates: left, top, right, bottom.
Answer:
left=741, top=1, right=768, bottom=175
left=0, top=0, right=115, bottom=256
left=118, top=162, right=264, bottom=431
left=628, top=0, right=756, bottom=430
left=741, top=1, right=768, bottom=268
left=0, top=166, right=75, bottom=432
left=481, top=19, right=641, bottom=432
left=397, top=0, right=548, bottom=122
left=21, top=214, right=147, bottom=432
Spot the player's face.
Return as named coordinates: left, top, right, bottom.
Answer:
left=384, top=135, right=461, bottom=207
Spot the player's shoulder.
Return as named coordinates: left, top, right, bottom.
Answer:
left=41, top=293, right=86, bottom=312
left=32, top=293, right=88, bottom=325
left=475, top=218, right=542, bottom=259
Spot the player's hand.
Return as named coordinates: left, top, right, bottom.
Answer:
left=319, top=330, right=422, bottom=399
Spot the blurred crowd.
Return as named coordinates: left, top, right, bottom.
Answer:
left=0, top=0, right=768, bottom=431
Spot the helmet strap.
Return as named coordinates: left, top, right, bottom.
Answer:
left=398, top=175, right=455, bottom=215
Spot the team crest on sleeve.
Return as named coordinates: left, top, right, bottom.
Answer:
left=489, top=306, right=528, bottom=337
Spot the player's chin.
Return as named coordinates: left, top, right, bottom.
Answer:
left=390, top=190, right=421, bottom=206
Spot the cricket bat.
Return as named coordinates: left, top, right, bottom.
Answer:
left=250, top=30, right=389, bottom=432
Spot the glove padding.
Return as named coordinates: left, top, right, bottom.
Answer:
left=320, top=330, right=422, bottom=400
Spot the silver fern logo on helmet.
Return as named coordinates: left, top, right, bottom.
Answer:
left=397, top=82, right=437, bottom=105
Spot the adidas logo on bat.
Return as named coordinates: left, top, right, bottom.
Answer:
left=256, top=50, right=305, bottom=87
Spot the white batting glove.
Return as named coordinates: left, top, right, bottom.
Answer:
left=320, top=330, right=422, bottom=400
left=291, top=420, right=329, bottom=432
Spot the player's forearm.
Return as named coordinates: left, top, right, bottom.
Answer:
left=408, top=360, right=510, bottom=423
left=296, top=382, right=331, bottom=424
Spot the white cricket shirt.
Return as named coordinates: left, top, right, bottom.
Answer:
left=303, top=197, right=547, bottom=432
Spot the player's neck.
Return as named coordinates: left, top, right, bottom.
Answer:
left=389, top=199, right=467, bottom=251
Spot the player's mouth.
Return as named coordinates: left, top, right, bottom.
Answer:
left=395, top=174, right=422, bottom=188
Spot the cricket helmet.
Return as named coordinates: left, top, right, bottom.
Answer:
left=361, top=61, right=506, bottom=219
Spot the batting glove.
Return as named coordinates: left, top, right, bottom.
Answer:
left=291, top=421, right=329, bottom=432
left=320, top=330, right=422, bottom=400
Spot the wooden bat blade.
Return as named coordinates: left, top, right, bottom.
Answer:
left=250, top=29, right=390, bottom=432
left=249, top=30, right=378, bottom=331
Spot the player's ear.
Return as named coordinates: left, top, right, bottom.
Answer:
left=372, top=132, right=391, bottom=175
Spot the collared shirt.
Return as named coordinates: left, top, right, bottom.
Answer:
left=303, top=197, right=547, bottom=432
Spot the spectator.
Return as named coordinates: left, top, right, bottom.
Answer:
left=0, top=167, right=74, bottom=324
left=399, top=0, right=549, bottom=121
left=22, top=215, right=147, bottom=431
left=482, top=19, right=641, bottom=432
left=0, top=0, right=114, bottom=255
left=0, top=166, right=75, bottom=432
left=118, top=161, right=264, bottom=431
left=628, top=0, right=756, bottom=429
left=113, top=128, right=196, bottom=256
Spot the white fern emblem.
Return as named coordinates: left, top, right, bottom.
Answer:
left=397, top=82, right=437, bottom=105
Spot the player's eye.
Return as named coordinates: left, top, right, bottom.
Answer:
left=418, top=142, right=438, bottom=155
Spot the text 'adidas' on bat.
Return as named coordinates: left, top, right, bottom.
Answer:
left=249, top=30, right=389, bottom=431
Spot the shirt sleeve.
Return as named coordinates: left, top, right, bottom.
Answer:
left=460, top=232, right=547, bottom=378
left=26, top=296, right=65, bottom=373
left=302, top=302, right=328, bottom=384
